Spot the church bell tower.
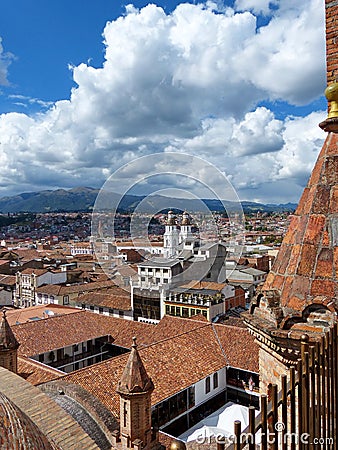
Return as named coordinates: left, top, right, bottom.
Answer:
left=163, top=211, right=179, bottom=258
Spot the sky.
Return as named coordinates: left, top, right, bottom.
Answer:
left=0, top=0, right=329, bottom=204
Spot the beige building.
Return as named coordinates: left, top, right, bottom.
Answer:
left=15, top=268, right=67, bottom=308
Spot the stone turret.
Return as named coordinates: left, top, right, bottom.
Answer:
left=115, top=338, right=159, bottom=450
left=0, top=309, right=19, bottom=373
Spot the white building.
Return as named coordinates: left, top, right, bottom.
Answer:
left=15, top=269, right=67, bottom=308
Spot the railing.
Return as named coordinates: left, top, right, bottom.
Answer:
left=221, top=323, right=337, bottom=450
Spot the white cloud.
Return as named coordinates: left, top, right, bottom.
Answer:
left=8, top=94, right=53, bottom=109
left=0, top=0, right=328, bottom=202
left=0, top=37, right=14, bottom=86
left=235, top=0, right=278, bottom=16
left=167, top=109, right=326, bottom=202
left=230, top=107, right=284, bottom=156
left=233, top=0, right=326, bottom=105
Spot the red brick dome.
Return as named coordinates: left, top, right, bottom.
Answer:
left=0, top=391, right=56, bottom=449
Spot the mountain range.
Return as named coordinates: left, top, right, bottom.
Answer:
left=0, top=187, right=297, bottom=214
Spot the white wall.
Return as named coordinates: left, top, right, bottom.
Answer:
left=0, top=288, right=13, bottom=306
left=194, top=367, right=227, bottom=406
left=37, top=271, right=67, bottom=287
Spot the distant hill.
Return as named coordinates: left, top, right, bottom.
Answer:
left=0, top=187, right=100, bottom=213
left=0, top=187, right=297, bottom=214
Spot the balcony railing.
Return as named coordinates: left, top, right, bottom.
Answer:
left=221, top=323, right=337, bottom=449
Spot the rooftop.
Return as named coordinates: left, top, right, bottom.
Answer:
left=57, top=316, right=258, bottom=419
left=12, top=310, right=153, bottom=357
left=138, top=258, right=181, bottom=268
left=5, top=304, right=79, bottom=326
left=76, top=290, right=131, bottom=311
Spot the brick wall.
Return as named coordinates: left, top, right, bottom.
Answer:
left=326, top=0, right=338, bottom=83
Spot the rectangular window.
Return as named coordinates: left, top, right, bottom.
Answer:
left=124, top=402, right=128, bottom=427
left=188, top=386, right=195, bottom=408
left=99, top=307, right=103, bottom=314
left=63, top=295, right=69, bottom=305
left=205, top=376, right=210, bottom=394
left=165, top=305, right=170, bottom=315
left=182, top=307, right=189, bottom=318
left=175, top=306, right=181, bottom=316
left=213, top=372, right=219, bottom=389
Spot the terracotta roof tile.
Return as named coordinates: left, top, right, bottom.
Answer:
left=180, top=280, right=226, bottom=290
left=18, top=356, right=64, bottom=386
left=5, top=304, right=79, bottom=326
left=58, top=317, right=258, bottom=418
left=0, top=274, right=16, bottom=286
left=75, top=289, right=131, bottom=311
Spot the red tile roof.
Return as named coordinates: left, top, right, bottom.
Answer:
left=36, top=279, right=118, bottom=296
left=180, top=280, right=227, bottom=290
left=12, top=311, right=153, bottom=357
left=5, top=304, right=79, bottom=326
left=0, top=275, right=16, bottom=286
left=20, top=268, right=48, bottom=276
left=56, top=316, right=258, bottom=418
left=75, top=289, right=131, bottom=311
left=18, top=356, right=64, bottom=386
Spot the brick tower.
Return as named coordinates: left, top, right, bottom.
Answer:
left=0, top=309, right=20, bottom=374
left=115, top=337, right=159, bottom=450
left=245, top=0, right=338, bottom=392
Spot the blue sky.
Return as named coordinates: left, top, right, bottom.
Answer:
left=0, top=0, right=329, bottom=203
left=0, top=0, right=192, bottom=113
